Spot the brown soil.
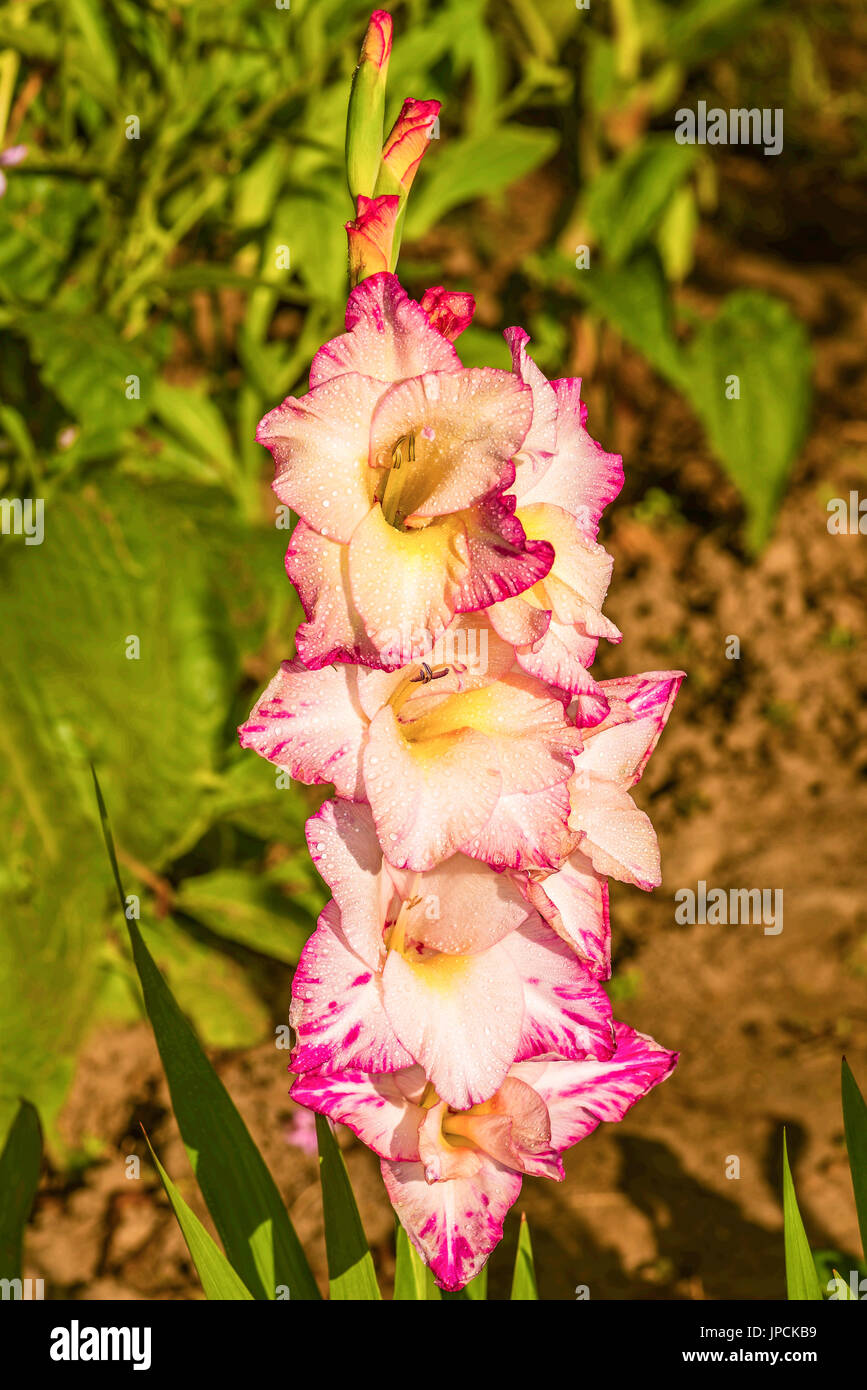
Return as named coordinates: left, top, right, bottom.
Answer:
left=23, top=162, right=867, bottom=1301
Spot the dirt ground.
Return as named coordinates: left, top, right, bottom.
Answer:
left=23, top=145, right=867, bottom=1300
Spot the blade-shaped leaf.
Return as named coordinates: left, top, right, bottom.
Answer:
left=0, top=1100, right=42, bottom=1279
left=144, top=1135, right=254, bottom=1300
left=782, top=1130, right=823, bottom=1300
left=510, top=1213, right=538, bottom=1300
left=842, top=1058, right=867, bottom=1260
left=315, top=1115, right=381, bottom=1301
left=394, top=1221, right=441, bottom=1301
left=92, top=767, right=320, bottom=1301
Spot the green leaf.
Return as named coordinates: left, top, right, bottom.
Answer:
left=574, top=251, right=685, bottom=386
left=17, top=312, right=152, bottom=450
left=584, top=138, right=697, bottom=267
left=0, top=476, right=289, bottom=1132
left=393, top=1221, right=441, bottom=1301
left=144, top=1136, right=254, bottom=1300
left=92, top=768, right=320, bottom=1301
left=463, top=1263, right=488, bottom=1300
left=139, top=916, right=271, bottom=1049
left=174, top=869, right=314, bottom=965
left=405, top=126, right=559, bottom=238
left=510, top=1213, right=538, bottom=1300
left=149, top=381, right=236, bottom=484
left=842, top=1058, right=867, bottom=1261
left=0, top=179, right=92, bottom=303
left=782, top=1130, right=823, bottom=1300
left=315, top=1115, right=381, bottom=1301
left=0, top=1100, right=42, bottom=1279
left=680, top=292, right=811, bottom=552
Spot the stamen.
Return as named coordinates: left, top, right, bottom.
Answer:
left=380, top=431, right=416, bottom=527
left=410, top=662, right=450, bottom=684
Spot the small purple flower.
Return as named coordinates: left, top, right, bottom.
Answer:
left=0, top=145, right=27, bottom=198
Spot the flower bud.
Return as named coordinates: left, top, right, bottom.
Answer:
left=345, top=11, right=393, bottom=200
left=420, top=286, right=476, bottom=341
left=376, top=98, right=441, bottom=196
left=346, top=193, right=400, bottom=285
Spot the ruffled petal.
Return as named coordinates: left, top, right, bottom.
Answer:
left=594, top=670, right=684, bottom=783
left=457, top=496, right=554, bottom=610
left=524, top=850, right=611, bottom=979
left=464, top=780, right=575, bottom=872
left=290, top=1066, right=425, bottom=1160
left=487, top=592, right=551, bottom=648
left=520, top=504, right=619, bottom=638
left=405, top=855, right=536, bottom=955
left=514, top=618, right=610, bottom=715
left=568, top=775, right=661, bottom=890
left=364, top=706, right=502, bottom=869
left=511, top=1022, right=677, bottom=1153
left=405, top=673, right=581, bottom=796
left=310, top=272, right=460, bottom=387
left=348, top=504, right=468, bottom=664
left=286, top=522, right=385, bottom=669
left=259, top=373, right=383, bottom=543
left=503, top=327, right=558, bottom=490
left=517, top=377, right=623, bottom=537
left=238, top=660, right=366, bottom=800
left=305, top=800, right=387, bottom=967
left=290, top=902, right=413, bottom=1074
left=501, top=919, right=615, bottom=1063
left=382, top=1155, right=523, bottom=1291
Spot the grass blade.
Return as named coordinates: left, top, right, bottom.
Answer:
left=841, top=1058, right=867, bottom=1260
left=510, top=1213, right=538, bottom=1300
left=91, top=765, right=320, bottom=1301
left=782, top=1129, right=822, bottom=1300
left=315, top=1115, right=381, bottom=1301
left=393, top=1221, right=441, bottom=1300
left=0, top=1100, right=41, bottom=1279
left=144, top=1133, right=254, bottom=1300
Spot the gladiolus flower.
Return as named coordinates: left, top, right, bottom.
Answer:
left=290, top=800, right=614, bottom=1109
left=258, top=276, right=556, bottom=670
left=292, top=1023, right=677, bottom=1290
left=239, top=618, right=583, bottom=871
left=241, top=7, right=683, bottom=1298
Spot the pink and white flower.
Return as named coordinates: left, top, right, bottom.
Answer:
left=291, top=1022, right=677, bottom=1290
left=239, top=617, right=584, bottom=871
left=260, top=274, right=554, bottom=671
left=290, top=800, right=614, bottom=1109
